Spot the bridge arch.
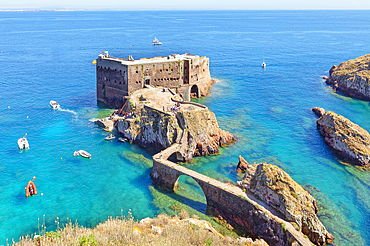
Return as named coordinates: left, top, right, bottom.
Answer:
left=175, top=175, right=208, bottom=211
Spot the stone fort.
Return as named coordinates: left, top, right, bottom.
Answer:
left=96, top=53, right=213, bottom=108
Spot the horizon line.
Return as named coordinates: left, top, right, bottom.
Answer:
left=1, top=8, right=370, bottom=12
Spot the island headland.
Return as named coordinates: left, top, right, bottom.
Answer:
left=312, top=107, right=370, bottom=168
left=93, top=53, right=333, bottom=245
left=326, top=53, right=370, bottom=100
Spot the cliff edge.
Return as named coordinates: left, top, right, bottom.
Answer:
left=312, top=107, right=370, bottom=167
left=238, top=162, right=334, bottom=245
left=116, top=88, right=234, bottom=161
left=326, top=53, right=370, bottom=100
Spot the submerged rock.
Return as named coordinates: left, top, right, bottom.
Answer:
left=239, top=162, right=333, bottom=245
left=315, top=109, right=370, bottom=167
left=326, top=53, right=370, bottom=100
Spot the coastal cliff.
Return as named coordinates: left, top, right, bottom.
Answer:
left=326, top=53, right=370, bottom=100
left=116, top=88, right=234, bottom=161
left=238, top=162, right=334, bottom=246
left=312, top=107, right=370, bottom=167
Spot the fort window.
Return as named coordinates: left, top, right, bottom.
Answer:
left=119, top=81, right=121, bottom=84
left=114, top=80, right=117, bottom=83
left=136, top=71, right=138, bottom=74
left=115, top=69, right=117, bottom=71
left=146, top=68, right=149, bottom=71
left=166, top=69, right=168, bottom=72
left=120, top=70, right=122, bottom=73
left=160, top=70, right=162, bottom=72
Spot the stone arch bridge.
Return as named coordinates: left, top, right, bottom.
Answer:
left=150, top=143, right=312, bottom=246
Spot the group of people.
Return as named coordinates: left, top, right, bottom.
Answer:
left=164, top=102, right=181, bottom=114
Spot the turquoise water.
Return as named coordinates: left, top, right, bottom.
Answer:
left=0, top=10, right=370, bottom=245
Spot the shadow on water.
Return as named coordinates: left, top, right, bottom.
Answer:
left=14, top=190, right=27, bottom=205
left=152, top=186, right=207, bottom=214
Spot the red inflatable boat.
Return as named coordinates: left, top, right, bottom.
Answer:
left=26, top=181, right=37, bottom=197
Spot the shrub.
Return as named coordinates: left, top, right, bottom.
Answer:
left=281, top=222, right=287, bottom=231
left=78, top=234, right=98, bottom=246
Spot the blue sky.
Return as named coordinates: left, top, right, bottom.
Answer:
left=1, top=0, right=370, bottom=10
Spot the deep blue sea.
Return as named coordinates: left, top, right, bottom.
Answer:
left=1, top=10, right=370, bottom=245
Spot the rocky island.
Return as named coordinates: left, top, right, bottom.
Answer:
left=237, top=161, right=334, bottom=245
left=116, top=87, right=235, bottom=161
left=326, top=53, right=370, bottom=100
left=312, top=107, right=370, bottom=167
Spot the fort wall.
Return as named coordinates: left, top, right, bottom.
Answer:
left=96, top=54, right=213, bottom=108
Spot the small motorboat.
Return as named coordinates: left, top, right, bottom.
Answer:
left=152, top=37, right=162, bottom=45
left=105, top=134, right=115, bottom=140
left=17, top=137, right=29, bottom=149
left=78, top=150, right=91, bottom=159
left=261, top=51, right=266, bottom=68
left=50, top=100, right=60, bottom=109
left=73, top=151, right=80, bottom=157
left=25, top=181, right=37, bottom=197
left=118, top=137, right=127, bottom=143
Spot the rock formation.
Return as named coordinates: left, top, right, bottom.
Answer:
left=116, top=104, right=234, bottom=162
left=236, top=155, right=249, bottom=173
left=311, top=107, right=325, bottom=118
left=313, top=108, right=370, bottom=167
left=326, top=53, right=370, bottom=100
left=238, top=162, right=334, bottom=245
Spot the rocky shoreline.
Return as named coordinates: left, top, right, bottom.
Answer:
left=237, top=160, right=334, bottom=245
left=326, top=53, right=370, bottom=100
left=312, top=107, right=370, bottom=168
left=116, top=88, right=235, bottom=161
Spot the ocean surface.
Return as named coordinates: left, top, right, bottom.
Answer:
left=0, top=10, right=370, bottom=245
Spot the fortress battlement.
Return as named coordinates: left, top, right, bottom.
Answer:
left=96, top=53, right=213, bottom=108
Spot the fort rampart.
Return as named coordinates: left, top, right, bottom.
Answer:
left=96, top=54, right=213, bottom=108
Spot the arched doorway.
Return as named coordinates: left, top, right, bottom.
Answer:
left=168, top=151, right=185, bottom=163
left=190, top=85, right=199, bottom=98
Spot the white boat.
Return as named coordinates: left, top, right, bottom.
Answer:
left=262, top=51, right=266, bottom=68
left=105, top=134, right=115, bottom=140
left=152, top=37, right=162, bottom=45
left=18, top=137, right=29, bottom=149
left=78, top=150, right=91, bottom=159
left=118, top=137, right=127, bottom=143
left=50, top=100, right=60, bottom=109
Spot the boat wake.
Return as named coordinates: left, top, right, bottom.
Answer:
left=58, top=108, right=78, bottom=115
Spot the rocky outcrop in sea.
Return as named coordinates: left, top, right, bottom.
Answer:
left=116, top=105, right=234, bottom=162
left=312, top=107, right=370, bottom=167
left=326, top=53, right=370, bottom=100
left=238, top=162, right=334, bottom=245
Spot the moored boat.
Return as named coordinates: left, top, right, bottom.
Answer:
left=105, top=134, right=115, bottom=140
left=78, top=150, right=91, bottom=159
left=118, top=137, right=127, bottom=143
left=18, top=137, right=29, bottom=149
left=25, top=181, right=37, bottom=197
left=152, top=37, right=162, bottom=45
left=50, top=100, right=60, bottom=109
